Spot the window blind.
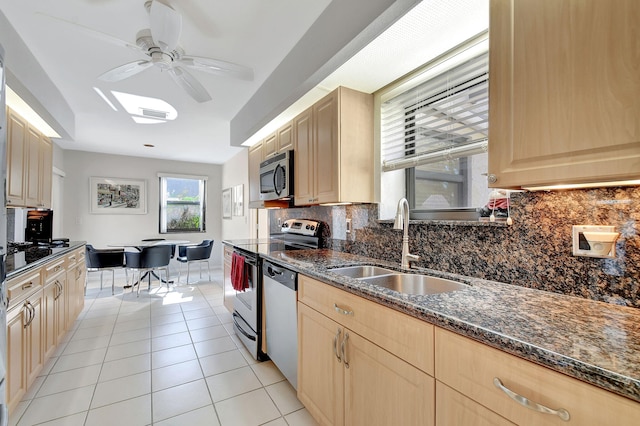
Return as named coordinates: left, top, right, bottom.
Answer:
left=381, top=50, right=489, bottom=172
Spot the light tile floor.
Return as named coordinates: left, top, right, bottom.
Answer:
left=10, top=268, right=318, bottom=426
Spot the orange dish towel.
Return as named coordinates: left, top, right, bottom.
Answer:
left=231, top=252, right=248, bottom=291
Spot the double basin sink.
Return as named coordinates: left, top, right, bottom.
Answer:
left=329, top=265, right=467, bottom=296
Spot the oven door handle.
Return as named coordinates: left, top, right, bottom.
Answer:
left=232, top=312, right=256, bottom=341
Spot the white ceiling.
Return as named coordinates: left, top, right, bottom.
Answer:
left=0, top=0, right=488, bottom=165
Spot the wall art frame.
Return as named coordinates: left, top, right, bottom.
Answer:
left=90, top=177, right=147, bottom=214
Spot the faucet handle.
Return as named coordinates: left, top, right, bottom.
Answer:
left=406, top=253, right=420, bottom=264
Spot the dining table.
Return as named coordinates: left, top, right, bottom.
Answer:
left=107, top=239, right=193, bottom=286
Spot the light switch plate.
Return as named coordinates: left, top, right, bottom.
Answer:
left=572, top=225, right=616, bottom=258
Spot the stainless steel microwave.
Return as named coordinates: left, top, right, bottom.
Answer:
left=259, top=150, right=293, bottom=201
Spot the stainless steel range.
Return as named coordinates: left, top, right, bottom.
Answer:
left=232, top=219, right=325, bottom=363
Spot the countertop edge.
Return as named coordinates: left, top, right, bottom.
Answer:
left=7, top=241, right=87, bottom=279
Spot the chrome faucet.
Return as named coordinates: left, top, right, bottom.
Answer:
left=394, top=198, right=420, bottom=268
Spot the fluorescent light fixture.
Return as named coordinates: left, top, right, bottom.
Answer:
left=93, top=87, right=118, bottom=111
left=6, top=86, right=61, bottom=138
left=111, top=90, right=177, bottom=123
left=523, top=180, right=640, bottom=191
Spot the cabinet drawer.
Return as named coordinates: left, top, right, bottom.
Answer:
left=299, top=275, right=434, bottom=375
left=43, top=258, right=65, bottom=283
left=7, top=270, right=42, bottom=309
left=66, top=248, right=83, bottom=267
left=436, top=381, right=514, bottom=426
left=435, top=328, right=640, bottom=425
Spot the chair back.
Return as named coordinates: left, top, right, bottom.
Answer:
left=187, top=240, right=214, bottom=261
left=140, top=245, right=172, bottom=268
left=86, top=244, right=125, bottom=269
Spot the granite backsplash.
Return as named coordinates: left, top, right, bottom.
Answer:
left=269, top=187, right=640, bottom=308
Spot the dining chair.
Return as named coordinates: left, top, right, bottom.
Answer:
left=85, top=244, right=125, bottom=295
left=176, top=239, right=214, bottom=284
left=125, top=244, right=172, bottom=297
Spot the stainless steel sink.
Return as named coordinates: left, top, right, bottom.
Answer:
left=361, top=274, right=467, bottom=295
left=329, top=265, right=397, bottom=278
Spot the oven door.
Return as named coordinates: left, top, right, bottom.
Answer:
left=233, top=252, right=259, bottom=332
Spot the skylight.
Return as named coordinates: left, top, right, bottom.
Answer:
left=109, top=90, right=178, bottom=124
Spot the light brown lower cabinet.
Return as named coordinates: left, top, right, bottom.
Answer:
left=7, top=291, right=43, bottom=413
left=435, top=327, right=640, bottom=425
left=6, top=246, right=87, bottom=415
left=297, top=275, right=435, bottom=426
left=436, top=381, right=515, bottom=426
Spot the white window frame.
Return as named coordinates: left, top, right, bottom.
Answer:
left=158, top=173, right=207, bottom=234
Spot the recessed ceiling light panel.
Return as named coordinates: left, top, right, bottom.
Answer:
left=112, top=90, right=178, bottom=123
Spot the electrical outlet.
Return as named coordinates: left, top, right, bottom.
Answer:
left=346, top=218, right=352, bottom=234
left=572, top=225, right=617, bottom=258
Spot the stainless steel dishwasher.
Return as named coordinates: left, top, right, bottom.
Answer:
left=262, top=259, right=298, bottom=389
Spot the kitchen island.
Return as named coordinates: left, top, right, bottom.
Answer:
left=223, top=240, right=640, bottom=408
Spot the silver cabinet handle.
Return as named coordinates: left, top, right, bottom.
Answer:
left=333, top=303, right=353, bottom=316
left=333, top=328, right=342, bottom=362
left=493, top=377, right=570, bottom=421
left=341, top=332, right=349, bottom=368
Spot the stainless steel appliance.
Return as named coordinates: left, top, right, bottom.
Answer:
left=262, top=218, right=324, bottom=389
left=263, top=260, right=298, bottom=388
left=231, top=248, right=267, bottom=360
left=0, top=43, right=9, bottom=426
left=259, top=150, right=293, bottom=201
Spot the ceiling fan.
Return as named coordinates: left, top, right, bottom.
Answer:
left=46, top=0, right=253, bottom=103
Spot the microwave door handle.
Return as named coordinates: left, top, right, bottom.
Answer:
left=273, top=164, right=283, bottom=196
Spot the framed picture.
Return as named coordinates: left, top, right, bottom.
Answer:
left=90, top=177, right=147, bottom=214
left=233, top=184, right=244, bottom=216
left=222, top=188, right=232, bottom=219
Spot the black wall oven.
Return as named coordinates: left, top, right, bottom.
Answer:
left=259, top=150, right=293, bottom=201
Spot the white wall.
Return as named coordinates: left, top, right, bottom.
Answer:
left=221, top=149, right=250, bottom=241
left=62, top=150, right=223, bottom=267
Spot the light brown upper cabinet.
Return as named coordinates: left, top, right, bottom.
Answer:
left=488, top=0, right=640, bottom=188
left=263, top=121, right=294, bottom=160
left=6, top=107, right=53, bottom=208
left=294, top=86, right=374, bottom=206
left=248, top=141, right=264, bottom=208
left=7, top=108, right=27, bottom=206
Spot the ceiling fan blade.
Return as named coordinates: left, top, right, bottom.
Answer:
left=179, top=55, right=254, bottom=81
left=168, top=67, right=212, bottom=103
left=149, top=0, right=182, bottom=52
left=99, top=60, right=153, bottom=82
left=36, top=12, right=142, bottom=53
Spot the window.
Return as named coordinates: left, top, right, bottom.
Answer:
left=159, top=174, right=207, bottom=233
left=380, top=34, right=490, bottom=216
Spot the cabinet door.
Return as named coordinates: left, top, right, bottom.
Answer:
left=39, top=136, right=53, bottom=209
left=277, top=121, right=293, bottom=152
left=7, top=109, right=27, bottom=206
left=293, top=108, right=314, bottom=205
left=313, top=90, right=339, bottom=204
left=436, top=381, right=515, bottom=426
left=489, top=0, right=640, bottom=188
left=263, top=132, right=277, bottom=158
left=43, top=281, right=57, bottom=360
left=25, top=293, right=44, bottom=387
left=298, top=302, right=344, bottom=426
left=343, top=330, right=435, bottom=426
left=248, top=142, right=263, bottom=208
left=25, top=126, right=41, bottom=207
left=7, top=305, right=27, bottom=413
left=54, top=274, right=68, bottom=343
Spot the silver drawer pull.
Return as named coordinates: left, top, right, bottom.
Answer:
left=341, top=332, right=349, bottom=368
left=333, top=303, right=353, bottom=316
left=493, top=377, right=570, bottom=421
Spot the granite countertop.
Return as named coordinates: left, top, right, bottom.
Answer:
left=223, top=240, right=640, bottom=403
left=6, top=241, right=86, bottom=278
